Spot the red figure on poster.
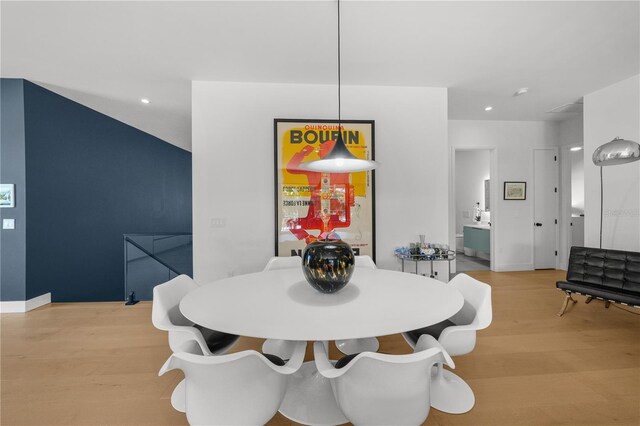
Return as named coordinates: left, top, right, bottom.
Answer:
left=286, top=140, right=355, bottom=244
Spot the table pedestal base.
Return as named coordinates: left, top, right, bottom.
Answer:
left=279, top=361, right=348, bottom=426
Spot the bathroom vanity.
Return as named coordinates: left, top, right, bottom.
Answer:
left=463, top=224, right=490, bottom=255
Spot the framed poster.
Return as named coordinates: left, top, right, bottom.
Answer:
left=504, top=181, right=526, bottom=200
left=0, top=184, right=15, bottom=208
left=274, top=119, right=375, bottom=260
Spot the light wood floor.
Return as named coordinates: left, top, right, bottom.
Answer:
left=2, top=270, right=639, bottom=425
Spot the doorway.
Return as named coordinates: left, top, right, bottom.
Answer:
left=559, top=145, right=585, bottom=269
left=533, top=148, right=559, bottom=269
left=452, top=148, right=494, bottom=273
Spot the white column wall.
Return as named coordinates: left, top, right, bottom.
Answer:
left=584, top=75, right=640, bottom=251
left=192, top=81, right=448, bottom=283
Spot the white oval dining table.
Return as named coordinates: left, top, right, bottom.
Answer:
left=180, top=267, right=464, bottom=426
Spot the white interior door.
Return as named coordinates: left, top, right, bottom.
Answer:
left=534, top=149, right=558, bottom=269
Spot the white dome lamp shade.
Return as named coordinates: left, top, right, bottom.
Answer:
left=298, top=0, right=379, bottom=174
left=298, top=133, right=378, bottom=172
left=592, top=137, right=640, bottom=166
left=591, top=137, right=640, bottom=249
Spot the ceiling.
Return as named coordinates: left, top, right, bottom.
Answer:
left=2, top=1, right=638, bottom=151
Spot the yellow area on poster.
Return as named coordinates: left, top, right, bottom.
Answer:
left=280, top=124, right=369, bottom=197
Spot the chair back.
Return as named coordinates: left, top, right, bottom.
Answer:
left=355, top=255, right=377, bottom=269
left=315, top=342, right=447, bottom=425
left=152, top=275, right=197, bottom=331
left=160, top=350, right=297, bottom=425
left=263, top=256, right=301, bottom=271
left=449, top=274, right=492, bottom=329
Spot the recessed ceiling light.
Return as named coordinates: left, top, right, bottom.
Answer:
left=140, top=98, right=150, bottom=104
left=514, top=87, right=529, bottom=96
left=570, top=146, right=583, bottom=152
left=484, top=106, right=493, bottom=111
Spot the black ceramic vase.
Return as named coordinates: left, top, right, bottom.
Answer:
left=302, top=237, right=355, bottom=294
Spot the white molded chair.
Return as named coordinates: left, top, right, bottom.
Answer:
left=261, top=257, right=302, bottom=358
left=354, top=254, right=377, bottom=269
left=314, top=335, right=454, bottom=425
left=402, top=273, right=492, bottom=414
left=335, top=255, right=380, bottom=355
left=152, top=275, right=239, bottom=412
left=263, top=255, right=301, bottom=271
left=152, top=275, right=239, bottom=356
left=260, top=338, right=301, bottom=362
left=160, top=341, right=306, bottom=426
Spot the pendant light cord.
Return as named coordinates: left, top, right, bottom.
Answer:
left=337, top=0, right=341, bottom=126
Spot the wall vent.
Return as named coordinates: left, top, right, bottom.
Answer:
left=546, top=100, right=583, bottom=114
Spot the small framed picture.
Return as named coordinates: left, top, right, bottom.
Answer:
left=504, top=181, right=526, bottom=200
left=0, top=184, right=15, bottom=208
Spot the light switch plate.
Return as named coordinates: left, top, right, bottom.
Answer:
left=2, top=218, right=15, bottom=229
left=210, top=218, right=226, bottom=228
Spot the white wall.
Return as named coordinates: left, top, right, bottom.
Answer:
left=455, top=150, right=490, bottom=234
left=449, top=120, right=559, bottom=271
left=584, top=74, right=640, bottom=251
left=192, top=81, right=448, bottom=283
left=557, top=115, right=583, bottom=148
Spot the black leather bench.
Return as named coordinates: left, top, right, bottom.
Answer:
left=556, top=246, right=640, bottom=316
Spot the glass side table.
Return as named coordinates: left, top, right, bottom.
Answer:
left=395, top=250, right=456, bottom=279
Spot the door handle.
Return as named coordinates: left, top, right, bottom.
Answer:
left=535, top=222, right=543, bottom=227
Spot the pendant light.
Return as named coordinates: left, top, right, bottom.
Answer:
left=299, top=0, right=379, bottom=173
left=591, top=137, right=640, bottom=248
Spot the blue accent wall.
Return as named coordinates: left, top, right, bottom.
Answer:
left=0, top=79, right=27, bottom=301
left=21, top=81, right=192, bottom=302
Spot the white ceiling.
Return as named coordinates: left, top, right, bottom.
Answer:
left=2, top=1, right=638, bottom=151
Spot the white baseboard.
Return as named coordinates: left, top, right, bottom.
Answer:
left=493, top=263, right=534, bottom=272
left=0, top=293, right=51, bottom=313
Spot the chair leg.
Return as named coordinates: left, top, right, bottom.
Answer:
left=605, top=301, right=611, bottom=308
left=557, top=293, right=577, bottom=317
left=585, top=296, right=593, bottom=304
left=430, top=363, right=475, bottom=414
